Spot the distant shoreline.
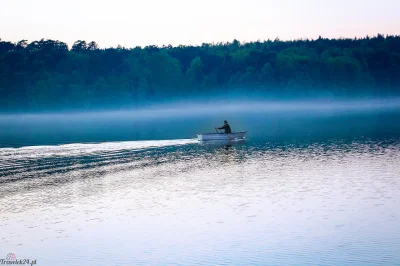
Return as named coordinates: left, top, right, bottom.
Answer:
left=1, top=34, right=399, bottom=112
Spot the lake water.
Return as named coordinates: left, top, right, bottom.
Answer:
left=1, top=105, right=400, bottom=265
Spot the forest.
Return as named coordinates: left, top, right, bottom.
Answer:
left=0, top=34, right=399, bottom=112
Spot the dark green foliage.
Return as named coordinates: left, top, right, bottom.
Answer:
left=0, top=35, right=399, bottom=111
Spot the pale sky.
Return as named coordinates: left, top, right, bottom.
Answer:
left=1, top=0, right=399, bottom=48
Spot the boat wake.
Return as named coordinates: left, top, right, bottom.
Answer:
left=0, top=139, right=198, bottom=185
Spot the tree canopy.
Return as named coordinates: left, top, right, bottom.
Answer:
left=1, top=35, right=399, bottom=112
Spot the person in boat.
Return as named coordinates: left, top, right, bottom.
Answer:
left=216, top=120, right=232, bottom=134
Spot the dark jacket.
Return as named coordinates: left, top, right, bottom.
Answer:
left=217, top=124, right=232, bottom=133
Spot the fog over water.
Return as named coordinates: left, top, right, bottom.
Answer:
left=1, top=99, right=399, bottom=148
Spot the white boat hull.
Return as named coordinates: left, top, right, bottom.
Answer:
left=197, top=131, right=247, bottom=141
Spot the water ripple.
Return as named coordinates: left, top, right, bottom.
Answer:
left=0, top=138, right=399, bottom=265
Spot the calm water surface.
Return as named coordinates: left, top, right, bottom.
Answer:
left=1, top=110, right=400, bottom=265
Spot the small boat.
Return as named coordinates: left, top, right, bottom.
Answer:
left=197, top=131, right=247, bottom=141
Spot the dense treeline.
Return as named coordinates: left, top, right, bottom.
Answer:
left=1, top=35, right=400, bottom=111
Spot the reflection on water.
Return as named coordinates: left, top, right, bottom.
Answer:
left=1, top=137, right=400, bottom=265
left=199, top=139, right=247, bottom=150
